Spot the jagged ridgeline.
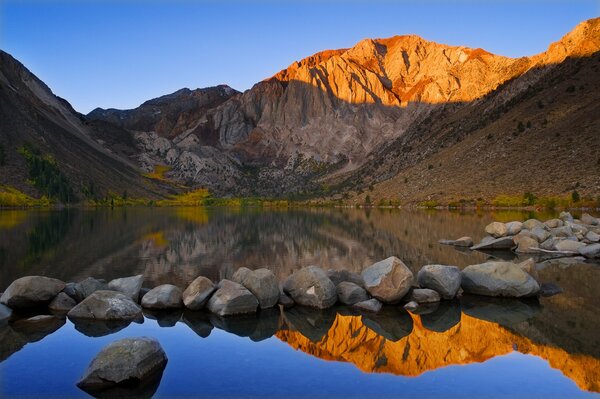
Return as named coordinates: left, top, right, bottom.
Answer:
left=1, top=18, right=599, bottom=204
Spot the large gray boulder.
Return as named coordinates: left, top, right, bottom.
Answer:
left=544, top=218, right=563, bottom=228
left=207, top=280, right=258, bottom=316
left=234, top=268, right=279, bottom=309
left=326, top=269, right=365, bottom=287
left=531, top=226, right=551, bottom=243
left=77, top=337, right=168, bottom=392
left=471, top=236, right=515, bottom=250
left=514, top=235, right=539, bottom=253
left=581, top=213, right=599, bottom=226
left=68, top=290, right=142, bottom=320
left=417, top=265, right=461, bottom=299
left=554, top=240, right=586, bottom=252
left=182, top=276, right=216, bottom=310
left=141, top=285, right=183, bottom=309
left=559, top=211, right=574, bottom=222
left=108, top=275, right=144, bottom=302
left=73, top=277, right=109, bottom=302
left=1, top=276, right=65, bottom=309
left=579, top=243, right=600, bottom=259
left=48, top=292, right=76, bottom=312
left=361, top=257, right=413, bottom=304
left=461, top=262, right=539, bottom=297
left=505, top=222, right=523, bottom=236
left=283, top=266, right=337, bottom=309
left=485, top=222, right=507, bottom=238
left=523, top=219, right=544, bottom=230
left=231, top=267, right=252, bottom=284
left=585, top=230, right=600, bottom=243
left=336, top=282, right=369, bottom=305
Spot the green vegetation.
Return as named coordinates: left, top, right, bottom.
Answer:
left=0, top=185, right=51, bottom=207
left=572, top=190, right=580, bottom=203
left=18, top=144, right=76, bottom=203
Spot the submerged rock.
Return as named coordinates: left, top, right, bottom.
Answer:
left=1, top=276, right=65, bottom=309
left=182, top=276, right=215, bottom=310
left=207, top=280, right=258, bottom=316
left=108, top=275, right=144, bottom=302
left=141, top=285, right=183, bottom=310
left=361, top=257, right=413, bottom=304
left=336, top=282, right=369, bottom=305
left=417, top=264, right=461, bottom=300
left=68, top=290, right=142, bottom=320
left=283, top=266, right=337, bottom=309
left=461, top=262, right=539, bottom=298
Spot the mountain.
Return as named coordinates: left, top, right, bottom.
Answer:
left=2, top=18, right=599, bottom=202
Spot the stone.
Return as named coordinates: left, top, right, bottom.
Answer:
left=522, top=219, right=544, bottom=230
left=76, top=337, right=168, bottom=393
left=352, top=298, right=382, bottom=313
left=581, top=213, right=599, bottom=226
left=336, top=282, right=369, bottom=305
left=283, top=266, right=337, bottom=309
left=1, top=276, right=65, bottom=309
left=48, top=292, right=76, bottom=312
left=326, top=269, right=365, bottom=287
left=231, top=267, right=252, bottom=284
left=539, top=283, right=564, bottom=297
left=207, top=279, right=258, bottom=316
left=141, top=285, right=183, bottom=309
left=505, top=221, right=523, bottom=235
left=559, top=211, right=574, bottom=222
left=404, top=301, right=419, bottom=311
left=566, top=221, right=588, bottom=235
left=540, top=237, right=563, bottom=251
left=531, top=226, right=551, bottom=243
left=470, top=236, right=515, bottom=250
left=73, top=277, right=109, bottom=302
left=108, top=275, right=144, bottom=302
left=417, top=264, right=461, bottom=300
left=278, top=291, right=295, bottom=308
left=182, top=276, right=216, bottom=310
left=484, top=222, right=508, bottom=238
left=438, top=236, right=473, bottom=247
left=461, top=261, right=539, bottom=297
left=0, top=303, right=13, bottom=324
left=361, top=257, right=413, bottom=304
left=514, top=235, right=539, bottom=253
left=554, top=240, right=586, bottom=252
left=63, top=282, right=79, bottom=302
left=409, top=288, right=441, bottom=304
left=235, top=268, right=279, bottom=309
left=517, top=258, right=537, bottom=276
left=579, top=243, right=600, bottom=258
left=551, top=226, right=573, bottom=238
left=544, top=218, right=563, bottom=228
left=68, top=290, right=142, bottom=320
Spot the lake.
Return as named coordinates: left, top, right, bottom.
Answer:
left=0, top=207, right=599, bottom=398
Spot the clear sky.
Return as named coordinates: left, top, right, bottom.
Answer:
left=1, top=0, right=598, bottom=113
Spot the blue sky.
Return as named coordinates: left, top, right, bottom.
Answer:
left=1, top=0, right=598, bottom=113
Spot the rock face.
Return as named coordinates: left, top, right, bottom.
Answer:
left=461, top=262, right=540, bottom=297
left=234, top=268, right=279, bottom=309
left=182, top=276, right=216, bottom=310
left=68, top=290, right=142, bottom=320
left=108, top=275, right=144, bottom=302
left=417, top=265, right=461, bottom=300
left=48, top=292, right=77, bottom=312
left=362, top=257, right=414, bottom=303
left=207, top=280, right=258, bottom=316
left=141, top=285, right=183, bottom=309
left=0, top=276, right=65, bottom=309
left=283, top=266, right=337, bottom=309
left=336, top=282, right=369, bottom=305
left=485, top=222, right=507, bottom=238
left=77, top=337, right=168, bottom=392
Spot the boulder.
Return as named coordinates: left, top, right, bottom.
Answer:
left=68, top=290, right=142, bottom=320
left=540, top=237, right=563, bottom=251
left=182, top=276, right=216, bottom=310
left=581, top=213, right=599, bottom=226
left=551, top=226, right=573, bottom=238
left=505, top=222, right=523, bottom=236
left=404, top=301, right=419, bottom=312
left=336, top=282, right=369, bottom=305
left=461, top=262, right=539, bottom=297
left=352, top=298, right=382, bottom=313
left=361, top=257, right=413, bottom=304
left=438, top=236, right=473, bottom=247
left=523, top=219, right=543, bottom=230
left=566, top=221, right=588, bottom=235
left=559, top=211, right=574, bottom=222
left=108, top=275, right=144, bottom=302
left=63, top=282, right=79, bottom=302
left=283, top=266, right=337, bottom=309
left=514, top=235, right=539, bottom=253
left=544, top=218, right=563, bottom=228
left=48, top=292, right=76, bottom=312
left=278, top=291, right=295, bottom=308
left=554, top=240, right=586, bottom=252
left=517, top=258, right=537, bottom=276
left=235, top=268, right=279, bottom=309
left=141, top=285, right=183, bottom=309
left=207, top=280, right=258, bottom=316
left=417, top=265, right=461, bottom=299
left=485, top=222, right=507, bottom=238
left=0, top=303, right=13, bottom=324
left=73, top=277, right=108, bottom=302
left=76, top=337, right=168, bottom=393
left=531, top=226, right=551, bottom=243
left=231, top=267, right=252, bottom=284
left=1, top=276, right=65, bottom=309
left=326, top=269, right=365, bottom=287
left=579, top=243, right=600, bottom=259
left=409, top=288, right=441, bottom=304
left=471, top=236, right=515, bottom=250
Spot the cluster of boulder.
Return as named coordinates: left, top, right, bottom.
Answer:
left=441, top=212, right=600, bottom=259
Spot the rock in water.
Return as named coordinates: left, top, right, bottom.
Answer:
left=361, top=257, right=413, bottom=304
left=559, top=211, right=574, bottom=222
left=141, top=285, right=183, bottom=309
left=77, top=337, right=168, bottom=392
left=207, top=280, right=258, bottom=316
left=231, top=267, right=252, bottom=284
left=505, top=222, right=523, bottom=235
left=1, top=276, right=65, bottom=309
left=234, top=268, right=279, bottom=309
left=283, top=266, right=337, bottom=309
left=523, top=219, right=543, bottom=230
left=48, top=292, right=77, bottom=312
left=485, top=222, right=508, bottom=238
left=182, top=276, right=216, bottom=310
left=585, top=230, right=600, bottom=242
left=579, top=243, right=600, bottom=258
left=438, top=236, right=473, bottom=247
left=544, top=218, right=563, bottom=228
left=409, top=288, right=441, bottom=304
left=336, top=282, right=369, bottom=305
left=554, top=240, right=586, bottom=252
left=404, top=301, right=419, bottom=312
left=581, top=213, right=599, bottom=226
left=514, top=235, right=539, bottom=253
left=68, top=290, right=142, bottom=320
left=278, top=291, right=295, bottom=308
left=471, top=236, right=515, bottom=250
left=326, top=269, right=365, bottom=287
left=0, top=303, right=13, bottom=324
left=352, top=298, right=382, bottom=313
left=73, top=277, right=109, bottom=302
left=531, top=227, right=551, bottom=243
left=108, top=275, right=144, bottom=302
left=461, top=262, right=539, bottom=297
left=417, top=265, right=461, bottom=299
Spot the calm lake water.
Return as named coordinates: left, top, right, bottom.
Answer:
left=0, top=207, right=599, bottom=398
